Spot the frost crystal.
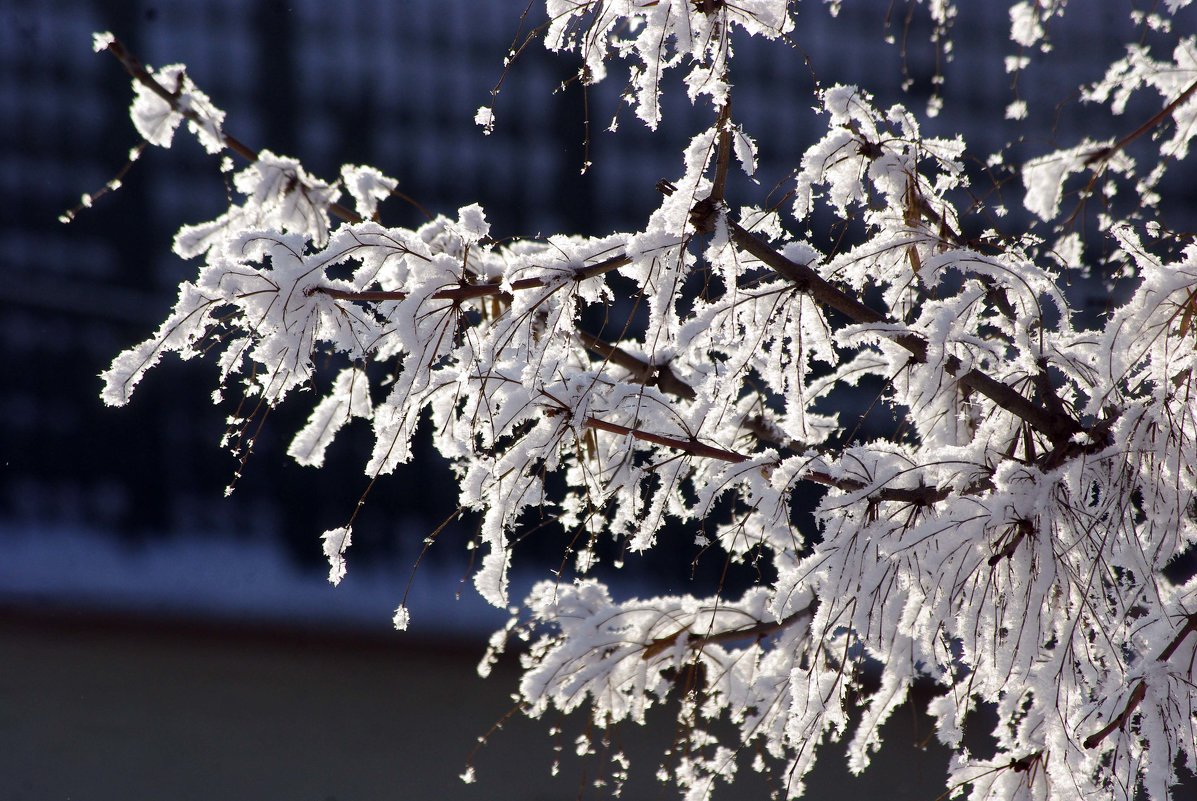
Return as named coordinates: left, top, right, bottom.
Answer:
left=341, top=165, right=397, bottom=219
left=474, top=105, right=495, bottom=134
left=321, top=527, right=352, bottom=585
left=392, top=605, right=410, bottom=631
left=92, top=31, right=115, bottom=52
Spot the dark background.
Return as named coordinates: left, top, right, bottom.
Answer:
left=1, top=0, right=1161, bottom=590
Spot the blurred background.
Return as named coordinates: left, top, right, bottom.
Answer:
left=1, top=1, right=1192, bottom=799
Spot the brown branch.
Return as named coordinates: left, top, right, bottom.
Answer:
left=727, top=221, right=1083, bottom=443
left=1041, top=408, right=1119, bottom=472
left=1083, top=612, right=1197, bottom=749
left=710, top=102, right=733, bottom=205
left=129, top=1, right=1085, bottom=472
left=727, top=221, right=928, bottom=356
left=310, top=287, right=410, bottom=302
left=577, top=330, right=654, bottom=382
left=1084, top=77, right=1197, bottom=166
left=1157, top=612, right=1197, bottom=663
left=803, top=465, right=999, bottom=508
left=987, top=519, right=1033, bottom=566
left=61, top=142, right=149, bottom=224
left=160, top=20, right=1078, bottom=448
left=642, top=598, right=817, bottom=660
left=100, top=35, right=364, bottom=225
left=1008, top=751, right=1043, bottom=774
left=742, top=414, right=798, bottom=452
left=955, top=368, right=1081, bottom=443
left=1065, top=78, right=1197, bottom=227
left=689, top=103, right=733, bottom=234
left=576, top=330, right=697, bottom=401
left=313, top=218, right=1079, bottom=491
left=1083, top=680, right=1147, bottom=750
left=305, top=253, right=632, bottom=304
left=582, top=413, right=976, bottom=508
left=318, top=243, right=1013, bottom=503
left=582, top=416, right=749, bottom=464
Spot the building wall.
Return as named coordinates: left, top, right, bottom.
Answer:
left=2, top=605, right=955, bottom=801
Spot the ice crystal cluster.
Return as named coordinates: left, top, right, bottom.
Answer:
left=92, top=2, right=1197, bottom=799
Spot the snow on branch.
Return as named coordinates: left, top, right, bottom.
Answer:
left=543, top=0, right=792, bottom=128
left=88, top=4, right=1197, bottom=799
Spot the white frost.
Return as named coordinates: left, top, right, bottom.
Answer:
left=321, top=526, right=352, bottom=586
left=97, top=6, right=1197, bottom=800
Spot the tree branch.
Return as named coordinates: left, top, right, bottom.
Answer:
left=710, top=102, right=733, bottom=205
left=802, top=469, right=950, bottom=506
left=1157, top=612, right=1197, bottom=663
left=100, top=35, right=365, bottom=225
left=582, top=416, right=749, bottom=464
left=109, top=27, right=1085, bottom=495
left=641, top=598, right=818, bottom=660
left=305, top=253, right=632, bottom=304
left=727, top=221, right=1083, bottom=443
left=100, top=24, right=1107, bottom=452
left=1084, top=77, right=1197, bottom=167
left=986, top=519, right=1033, bottom=566
left=955, top=368, right=1081, bottom=443
left=727, top=221, right=928, bottom=356
left=1007, top=751, right=1044, bottom=774
left=1083, top=612, right=1197, bottom=749
left=576, top=330, right=697, bottom=401
left=1083, top=680, right=1147, bottom=750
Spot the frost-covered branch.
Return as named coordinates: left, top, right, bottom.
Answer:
left=1084, top=77, right=1197, bottom=168
left=94, top=33, right=365, bottom=227
left=305, top=251, right=632, bottom=303
left=725, top=219, right=1084, bottom=442
left=640, top=596, right=818, bottom=660
left=1084, top=612, right=1197, bottom=749
left=87, top=3, right=1197, bottom=800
